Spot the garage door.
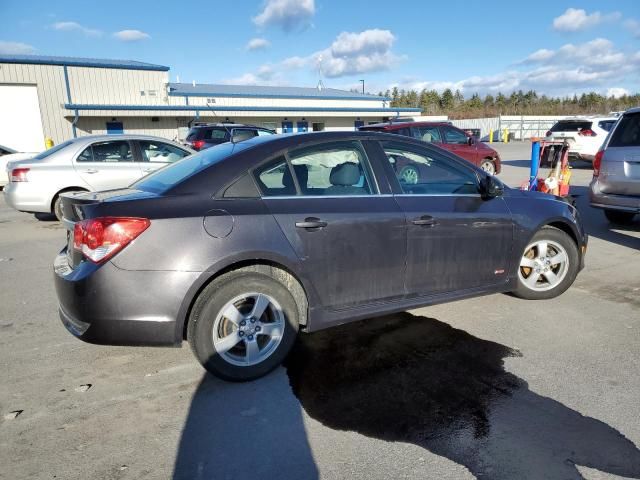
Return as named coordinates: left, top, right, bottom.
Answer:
left=0, top=85, right=45, bottom=152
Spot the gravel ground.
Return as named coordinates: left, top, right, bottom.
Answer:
left=0, top=142, right=639, bottom=480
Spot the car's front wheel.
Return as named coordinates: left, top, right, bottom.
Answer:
left=513, top=226, right=579, bottom=300
left=187, top=267, right=300, bottom=381
left=604, top=209, right=636, bottom=225
left=480, top=159, right=496, bottom=175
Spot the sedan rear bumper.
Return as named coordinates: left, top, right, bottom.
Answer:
left=4, top=182, right=53, bottom=213
left=54, top=251, right=200, bottom=346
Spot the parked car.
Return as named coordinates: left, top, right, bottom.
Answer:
left=359, top=121, right=501, bottom=175
left=4, top=135, right=193, bottom=220
left=589, top=107, right=640, bottom=224
left=54, top=131, right=587, bottom=381
left=1, top=151, right=38, bottom=188
left=184, top=123, right=276, bottom=151
left=545, top=117, right=618, bottom=162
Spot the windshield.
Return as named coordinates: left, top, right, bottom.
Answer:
left=32, top=140, right=74, bottom=160
left=133, top=142, right=242, bottom=193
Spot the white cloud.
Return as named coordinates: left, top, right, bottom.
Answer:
left=253, top=0, right=315, bottom=32
left=0, top=41, right=36, bottom=54
left=113, top=30, right=151, bottom=42
left=52, top=21, right=102, bottom=37
left=607, top=87, right=629, bottom=98
left=396, top=38, right=640, bottom=97
left=229, top=28, right=404, bottom=84
left=552, top=8, right=621, bottom=32
left=246, top=37, right=270, bottom=51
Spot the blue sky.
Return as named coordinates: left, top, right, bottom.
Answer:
left=1, top=0, right=639, bottom=97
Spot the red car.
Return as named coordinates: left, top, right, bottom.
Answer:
left=359, top=121, right=501, bottom=175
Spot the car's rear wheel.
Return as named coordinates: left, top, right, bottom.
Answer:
left=513, top=226, right=579, bottom=300
left=480, top=159, right=496, bottom=175
left=604, top=209, right=636, bottom=225
left=53, top=190, right=85, bottom=221
left=187, top=267, right=300, bottom=381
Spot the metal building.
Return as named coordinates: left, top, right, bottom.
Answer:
left=0, top=54, right=420, bottom=151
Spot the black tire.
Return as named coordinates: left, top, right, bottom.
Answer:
left=513, top=226, right=579, bottom=300
left=53, top=190, right=84, bottom=221
left=187, top=266, right=300, bottom=382
left=604, top=209, right=636, bottom=225
left=53, top=195, right=64, bottom=221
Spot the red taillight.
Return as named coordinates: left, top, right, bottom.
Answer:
left=579, top=128, right=596, bottom=137
left=10, top=168, right=30, bottom=182
left=593, top=149, right=604, bottom=177
left=545, top=130, right=552, bottom=137
left=192, top=140, right=205, bottom=150
left=73, top=217, right=150, bottom=263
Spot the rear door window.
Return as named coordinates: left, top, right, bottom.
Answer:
left=598, top=120, right=616, bottom=132
left=76, top=141, right=133, bottom=162
left=609, top=113, right=640, bottom=147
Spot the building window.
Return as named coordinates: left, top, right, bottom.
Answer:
left=312, top=122, right=325, bottom=132
left=140, top=90, right=146, bottom=96
left=206, top=98, right=216, bottom=104
left=148, top=90, right=158, bottom=97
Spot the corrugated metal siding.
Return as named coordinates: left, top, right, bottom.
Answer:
left=0, top=62, right=73, bottom=144
left=67, top=67, right=168, bottom=106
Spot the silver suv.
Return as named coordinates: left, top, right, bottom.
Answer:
left=4, top=135, right=193, bottom=220
left=589, top=108, right=640, bottom=224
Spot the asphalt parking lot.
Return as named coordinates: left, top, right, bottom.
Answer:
left=1, top=142, right=639, bottom=480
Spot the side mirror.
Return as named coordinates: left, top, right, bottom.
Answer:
left=467, top=137, right=474, bottom=146
left=480, top=175, right=503, bottom=199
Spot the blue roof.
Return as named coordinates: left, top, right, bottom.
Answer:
left=0, top=54, right=169, bottom=71
left=168, top=82, right=390, bottom=101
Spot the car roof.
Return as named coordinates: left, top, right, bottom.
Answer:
left=624, top=107, right=640, bottom=115
left=191, top=123, right=263, bottom=129
left=231, top=130, right=418, bottom=150
left=362, top=121, right=452, bottom=129
left=68, top=134, right=191, bottom=148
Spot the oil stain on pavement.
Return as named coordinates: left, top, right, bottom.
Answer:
left=284, top=313, right=640, bottom=480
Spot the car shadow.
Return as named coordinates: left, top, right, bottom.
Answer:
left=571, top=185, right=639, bottom=251
left=34, top=212, right=58, bottom=222
left=172, top=370, right=319, bottom=480
left=284, top=313, right=640, bottom=480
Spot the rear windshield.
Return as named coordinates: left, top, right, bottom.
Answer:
left=33, top=140, right=74, bottom=160
left=186, top=127, right=230, bottom=143
left=609, top=113, right=640, bottom=148
left=550, top=121, right=592, bottom=132
left=133, top=142, right=241, bottom=193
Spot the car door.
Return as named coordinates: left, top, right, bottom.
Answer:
left=442, top=125, right=478, bottom=165
left=255, top=139, right=407, bottom=310
left=136, top=139, right=191, bottom=176
left=74, top=140, right=143, bottom=191
left=375, top=139, right=513, bottom=296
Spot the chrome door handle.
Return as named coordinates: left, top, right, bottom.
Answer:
left=295, top=218, right=327, bottom=229
left=84, top=169, right=98, bottom=174
left=412, top=215, right=437, bottom=227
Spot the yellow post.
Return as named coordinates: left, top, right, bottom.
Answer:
left=45, top=137, right=54, bottom=149
left=503, top=128, right=509, bottom=143
left=489, top=129, right=494, bottom=143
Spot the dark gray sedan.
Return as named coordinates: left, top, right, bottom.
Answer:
left=54, top=131, right=587, bottom=381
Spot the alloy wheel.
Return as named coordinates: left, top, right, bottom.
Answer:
left=518, top=240, right=569, bottom=292
left=212, top=293, right=285, bottom=367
